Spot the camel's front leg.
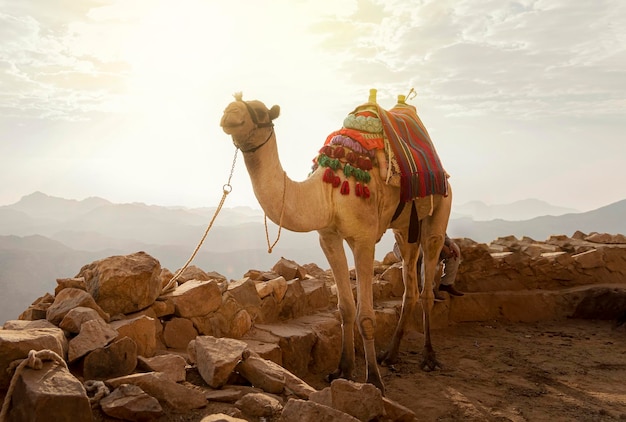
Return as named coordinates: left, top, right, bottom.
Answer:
left=318, top=230, right=356, bottom=383
left=349, top=238, right=385, bottom=394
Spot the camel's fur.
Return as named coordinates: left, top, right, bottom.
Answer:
left=220, top=97, right=452, bottom=393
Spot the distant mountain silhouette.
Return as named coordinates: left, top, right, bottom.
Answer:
left=0, top=235, right=104, bottom=325
left=452, top=198, right=578, bottom=221
left=8, top=191, right=112, bottom=221
left=0, top=192, right=624, bottom=324
left=448, top=199, right=626, bottom=243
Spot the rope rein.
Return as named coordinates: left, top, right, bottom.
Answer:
left=160, top=149, right=239, bottom=295
left=0, top=146, right=283, bottom=420
left=0, top=349, right=67, bottom=421
left=84, top=380, right=110, bottom=407
left=264, top=171, right=287, bottom=253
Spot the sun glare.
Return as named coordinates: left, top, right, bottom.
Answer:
left=122, top=0, right=333, bottom=104
left=103, top=0, right=343, bottom=170
left=124, top=1, right=240, bottom=107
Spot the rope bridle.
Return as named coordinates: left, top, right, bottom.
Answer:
left=235, top=98, right=285, bottom=253
left=264, top=171, right=286, bottom=253
left=238, top=127, right=274, bottom=154
left=161, top=97, right=285, bottom=294
left=240, top=99, right=274, bottom=129
left=237, top=99, right=275, bottom=154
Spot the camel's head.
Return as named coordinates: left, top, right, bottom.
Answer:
left=220, top=93, right=280, bottom=152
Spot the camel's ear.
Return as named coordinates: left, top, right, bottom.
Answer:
left=269, top=105, right=280, bottom=121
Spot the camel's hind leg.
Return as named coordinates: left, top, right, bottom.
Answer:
left=380, top=204, right=449, bottom=370
left=318, top=229, right=356, bottom=383
left=419, top=229, right=445, bottom=371
left=379, top=233, right=420, bottom=366
left=418, top=194, right=451, bottom=370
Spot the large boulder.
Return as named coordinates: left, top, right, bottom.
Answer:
left=4, top=360, right=92, bottom=422
left=76, top=251, right=162, bottom=316
left=0, top=328, right=68, bottom=390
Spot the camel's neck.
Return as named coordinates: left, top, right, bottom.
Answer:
left=241, top=133, right=330, bottom=232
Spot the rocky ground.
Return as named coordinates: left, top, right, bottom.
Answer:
left=89, top=317, right=626, bottom=421
left=4, top=233, right=626, bottom=421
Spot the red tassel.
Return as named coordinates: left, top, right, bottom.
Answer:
left=357, top=156, right=373, bottom=170
left=320, top=145, right=332, bottom=156
left=333, top=147, right=345, bottom=158
left=340, top=180, right=350, bottom=195
left=355, top=182, right=362, bottom=197
left=323, top=168, right=334, bottom=183
left=332, top=175, right=341, bottom=188
left=346, top=151, right=357, bottom=164
left=363, top=185, right=370, bottom=198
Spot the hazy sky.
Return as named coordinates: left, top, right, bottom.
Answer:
left=1, top=0, right=625, bottom=212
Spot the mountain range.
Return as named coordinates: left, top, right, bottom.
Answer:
left=451, top=199, right=578, bottom=221
left=1, top=191, right=624, bottom=324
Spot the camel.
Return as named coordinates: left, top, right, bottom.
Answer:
left=220, top=92, right=452, bottom=394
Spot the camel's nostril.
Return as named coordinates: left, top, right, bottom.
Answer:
left=220, top=114, right=244, bottom=129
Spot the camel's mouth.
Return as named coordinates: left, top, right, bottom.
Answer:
left=220, top=113, right=245, bottom=133
left=220, top=101, right=252, bottom=136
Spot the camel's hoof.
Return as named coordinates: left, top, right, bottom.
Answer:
left=420, top=355, right=442, bottom=372
left=325, top=369, right=355, bottom=383
left=377, top=350, right=398, bottom=366
left=419, top=345, right=442, bottom=372
left=368, top=378, right=386, bottom=396
left=325, top=369, right=341, bottom=383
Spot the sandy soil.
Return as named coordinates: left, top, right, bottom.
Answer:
left=90, top=318, right=626, bottom=421
left=376, top=319, right=626, bottom=421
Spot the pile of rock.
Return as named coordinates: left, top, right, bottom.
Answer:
left=450, top=231, right=626, bottom=323
left=0, top=251, right=413, bottom=421
left=1, top=231, right=625, bottom=421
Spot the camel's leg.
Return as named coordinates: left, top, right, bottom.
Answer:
left=419, top=222, right=446, bottom=371
left=318, top=230, right=356, bottom=382
left=347, top=237, right=384, bottom=394
left=379, top=233, right=420, bottom=366
left=417, top=189, right=452, bottom=371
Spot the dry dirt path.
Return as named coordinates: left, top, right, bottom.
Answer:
left=371, top=319, right=626, bottom=421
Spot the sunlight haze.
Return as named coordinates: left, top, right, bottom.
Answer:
left=1, top=0, right=625, bottom=212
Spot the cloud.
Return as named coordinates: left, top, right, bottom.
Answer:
left=309, top=0, right=626, bottom=120
left=0, top=0, right=624, bottom=211
left=0, top=1, right=141, bottom=120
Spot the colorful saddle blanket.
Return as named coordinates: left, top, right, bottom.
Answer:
left=376, top=104, right=448, bottom=202
left=316, top=99, right=448, bottom=202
